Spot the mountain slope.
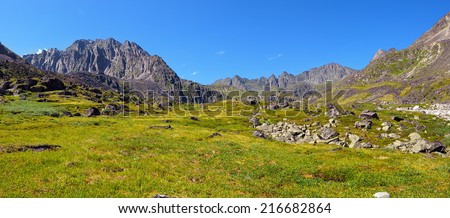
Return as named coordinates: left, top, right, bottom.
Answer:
left=0, top=42, right=48, bottom=79
left=24, top=38, right=182, bottom=90
left=340, top=12, right=450, bottom=104
left=411, top=12, right=450, bottom=49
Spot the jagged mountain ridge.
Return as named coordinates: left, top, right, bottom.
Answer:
left=213, top=63, right=358, bottom=90
left=24, top=38, right=182, bottom=90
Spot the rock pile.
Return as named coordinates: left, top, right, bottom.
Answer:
left=396, top=104, right=450, bottom=121
left=386, top=132, right=447, bottom=154
left=255, top=121, right=351, bottom=147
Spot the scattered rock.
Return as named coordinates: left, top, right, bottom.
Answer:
left=311, top=122, right=321, bottom=127
left=62, top=111, right=73, bottom=117
left=357, top=142, right=373, bottom=149
left=245, top=96, right=258, bottom=105
left=387, top=132, right=446, bottom=154
left=355, top=120, right=372, bottom=129
left=162, top=120, right=173, bottom=123
left=190, top=117, right=199, bottom=121
left=380, top=133, right=401, bottom=139
left=373, top=192, right=390, bottom=198
left=409, top=132, right=422, bottom=142
left=0, top=144, right=61, bottom=153
left=0, top=81, right=11, bottom=90
left=325, top=107, right=340, bottom=118
left=153, top=194, right=170, bottom=198
left=330, top=147, right=344, bottom=152
left=102, top=104, right=121, bottom=115
left=359, top=110, right=379, bottom=119
left=256, top=123, right=271, bottom=132
left=415, top=125, right=426, bottom=132
left=86, top=107, right=101, bottom=117
left=381, top=122, right=392, bottom=131
left=391, top=116, right=404, bottom=122
left=318, top=128, right=339, bottom=140
left=253, top=130, right=265, bottom=138
left=207, top=132, right=222, bottom=138
left=348, top=134, right=361, bottom=148
left=249, top=117, right=260, bottom=127
left=149, top=125, right=172, bottom=129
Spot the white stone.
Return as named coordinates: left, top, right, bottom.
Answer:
left=373, top=192, right=390, bottom=198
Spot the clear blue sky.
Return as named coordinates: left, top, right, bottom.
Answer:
left=1, top=0, right=449, bottom=84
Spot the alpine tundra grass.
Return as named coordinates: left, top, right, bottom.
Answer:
left=0, top=97, right=449, bottom=198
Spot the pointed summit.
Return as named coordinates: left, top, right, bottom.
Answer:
left=410, top=12, right=450, bottom=48
left=370, top=48, right=397, bottom=62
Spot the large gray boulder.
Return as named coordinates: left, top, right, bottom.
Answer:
left=318, top=128, right=339, bottom=140
left=359, top=110, right=379, bottom=119
left=348, top=134, right=361, bottom=148
left=409, top=132, right=422, bottom=142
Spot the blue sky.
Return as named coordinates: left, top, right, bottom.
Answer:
left=1, top=0, right=449, bottom=84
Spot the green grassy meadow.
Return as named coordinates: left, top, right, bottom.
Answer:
left=0, top=95, right=449, bottom=198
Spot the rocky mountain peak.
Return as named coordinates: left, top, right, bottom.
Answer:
left=297, top=63, right=357, bottom=84
left=24, top=38, right=181, bottom=89
left=410, top=12, right=450, bottom=48
left=370, top=48, right=397, bottom=62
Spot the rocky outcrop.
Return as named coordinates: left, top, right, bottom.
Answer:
left=396, top=104, right=450, bottom=121
left=255, top=121, right=345, bottom=146
left=86, top=107, right=101, bottom=117
left=386, top=132, right=446, bottom=154
left=24, top=38, right=182, bottom=90
left=370, top=48, right=397, bottom=62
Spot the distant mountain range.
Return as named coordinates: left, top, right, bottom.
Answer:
left=2, top=12, right=450, bottom=105
left=213, top=63, right=357, bottom=90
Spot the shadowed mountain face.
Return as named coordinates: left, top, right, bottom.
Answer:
left=24, top=38, right=182, bottom=90
left=213, top=63, right=358, bottom=90
left=341, top=12, right=450, bottom=104
left=0, top=42, right=24, bottom=63
left=0, top=42, right=48, bottom=79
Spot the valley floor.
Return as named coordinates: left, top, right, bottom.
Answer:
left=0, top=98, right=449, bottom=198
